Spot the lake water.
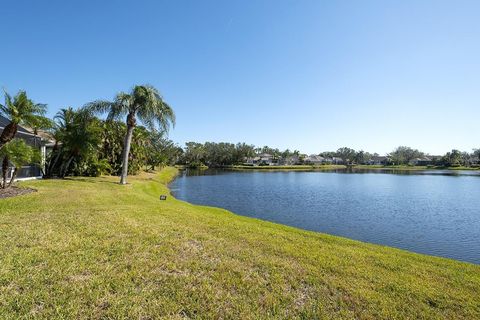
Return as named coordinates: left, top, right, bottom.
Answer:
left=170, top=169, right=480, bottom=264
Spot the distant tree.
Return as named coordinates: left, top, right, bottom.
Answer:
left=144, top=130, right=179, bottom=170
left=336, top=147, right=356, bottom=164
left=281, top=149, right=292, bottom=159
left=235, top=143, right=255, bottom=163
left=473, top=149, right=480, bottom=165
left=0, top=90, right=50, bottom=150
left=85, top=85, right=175, bottom=184
left=354, top=150, right=372, bottom=165
left=441, top=149, right=463, bottom=167
left=389, top=146, right=424, bottom=165
left=319, top=151, right=336, bottom=158
left=183, top=142, right=206, bottom=167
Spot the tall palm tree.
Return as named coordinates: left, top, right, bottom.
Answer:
left=0, top=90, right=48, bottom=149
left=84, top=85, right=175, bottom=184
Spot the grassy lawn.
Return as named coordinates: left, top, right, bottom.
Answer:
left=1, top=168, right=479, bottom=319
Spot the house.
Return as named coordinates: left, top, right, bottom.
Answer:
left=258, top=153, right=274, bottom=165
left=0, top=115, right=54, bottom=181
left=245, top=153, right=276, bottom=166
left=409, top=157, right=432, bottom=166
left=304, top=155, right=325, bottom=165
left=283, top=155, right=300, bottom=165
left=331, top=157, right=344, bottom=165
left=368, top=156, right=390, bottom=165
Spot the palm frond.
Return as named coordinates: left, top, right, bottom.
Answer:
left=82, top=100, right=114, bottom=115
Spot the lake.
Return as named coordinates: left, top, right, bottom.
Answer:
left=170, top=169, right=480, bottom=264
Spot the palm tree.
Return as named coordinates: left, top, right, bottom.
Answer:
left=0, top=90, right=48, bottom=150
left=84, top=85, right=175, bottom=184
left=52, top=108, right=101, bottom=177
left=0, top=139, right=39, bottom=188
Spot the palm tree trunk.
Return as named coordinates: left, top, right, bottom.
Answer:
left=0, top=122, right=18, bottom=150
left=2, top=156, right=9, bottom=189
left=47, top=148, right=62, bottom=177
left=8, top=168, right=18, bottom=187
left=120, top=124, right=134, bottom=184
left=61, top=155, right=74, bottom=178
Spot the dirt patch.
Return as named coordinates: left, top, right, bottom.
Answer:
left=0, top=186, right=36, bottom=199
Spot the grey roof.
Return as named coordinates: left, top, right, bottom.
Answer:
left=0, top=115, right=32, bottom=135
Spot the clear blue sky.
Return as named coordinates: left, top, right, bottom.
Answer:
left=1, top=0, right=479, bottom=155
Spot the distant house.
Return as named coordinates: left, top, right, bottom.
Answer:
left=258, top=153, right=274, bottom=165
left=0, top=115, right=54, bottom=181
left=331, top=157, right=344, bottom=165
left=245, top=153, right=277, bottom=166
left=409, top=157, right=432, bottom=166
left=280, top=155, right=298, bottom=165
left=304, top=155, right=325, bottom=165
left=368, top=156, right=390, bottom=165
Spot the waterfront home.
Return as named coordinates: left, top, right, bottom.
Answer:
left=409, top=157, right=433, bottom=166
left=305, top=154, right=325, bottom=165
left=282, top=155, right=300, bottom=165
left=259, top=153, right=274, bottom=164
left=331, top=157, right=344, bottom=165
left=245, top=153, right=277, bottom=166
left=368, top=156, right=391, bottom=165
left=0, top=115, right=54, bottom=180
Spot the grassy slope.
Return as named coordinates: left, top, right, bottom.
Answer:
left=0, top=168, right=479, bottom=319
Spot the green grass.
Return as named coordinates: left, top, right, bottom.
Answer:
left=1, top=168, right=479, bottom=319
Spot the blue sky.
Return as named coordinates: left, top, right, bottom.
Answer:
left=1, top=0, right=479, bottom=155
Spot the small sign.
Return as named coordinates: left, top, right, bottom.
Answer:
left=159, top=195, right=167, bottom=201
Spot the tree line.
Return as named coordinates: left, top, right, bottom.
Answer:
left=179, top=143, right=480, bottom=168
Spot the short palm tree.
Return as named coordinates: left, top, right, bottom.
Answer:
left=51, top=107, right=101, bottom=177
left=0, top=90, right=49, bottom=149
left=0, top=138, right=39, bottom=188
left=84, top=85, right=175, bottom=184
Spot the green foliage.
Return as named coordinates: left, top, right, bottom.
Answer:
left=45, top=107, right=179, bottom=178
left=181, top=141, right=255, bottom=167
left=389, top=146, right=424, bottom=165
left=1, top=138, right=40, bottom=169
left=441, top=149, right=463, bottom=167
left=84, top=85, right=176, bottom=183
left=336, top=147, right=356, bottom=164
left=78, top=158, right=112, bottom=177
left=0, top=90, right=51, bottom=149
left=0, top=90, right=48, bottom=127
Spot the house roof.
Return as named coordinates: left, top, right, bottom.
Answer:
left=0, top=115, right=55, bottom=145
left=0, top=115, right=32, bottom=135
